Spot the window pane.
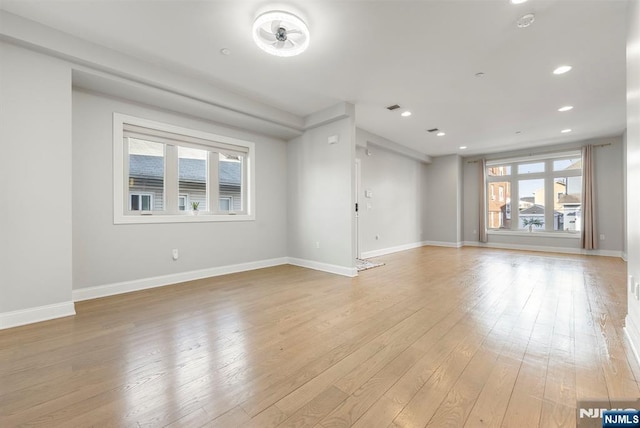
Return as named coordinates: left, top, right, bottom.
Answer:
left=518, top=162, right=545, bottom=174
left=219, top=153, right=243, bottom=212
left=219, top=198, right=231, bottom=211
left=178, top=195, right=187, bottom=211
left=554, top=176, right=582, bottom=231
left=179, top=146, right=208, bottom=211
left=519, top=179, right=545, bottom=230
left=128, top=139, right=164, bottom=210
left=487, top=165, right=511, bottom=176
left=554, top=158, right=581, bottom=171
left=141, top=195, right=151, bottom=211
left=487, top=181, right=511, bottom=229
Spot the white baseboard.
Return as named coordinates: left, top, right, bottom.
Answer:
left=287, top=257, right=357, bottom=277
left=0, top=301, right=76, bottom=330
left=625, top=315, right=640, bottom=369
left=423, top=240, right=464, bottom=249
left=361, top=241, right=427, bottom=259
left=462, top=240, right=623, bottom=258
left=72, top=257, right=289, bottom=302
left=623, top=252, right=629, bottom=262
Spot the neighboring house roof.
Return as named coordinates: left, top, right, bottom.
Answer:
left=129, top=154, right=240, bottom=185
left=520, top=196, right=535, bottom=205
left=520, top=204, right=562, bottom=216
left=557, top=194, right=581, bottom=204
left=520, top=204, right=545, bottom=215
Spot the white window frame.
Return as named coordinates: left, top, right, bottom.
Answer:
left=129, top=193, right=154, bottom=211
left=218, top=197, right=233, bottom=212
left=114, top=113, right=255, bottom=224
left=178, top=194, right=188, bottom=211
left=486, top=151, right=582, bottom=238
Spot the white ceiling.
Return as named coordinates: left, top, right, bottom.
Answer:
left=1, top=0, right=628, bottom=156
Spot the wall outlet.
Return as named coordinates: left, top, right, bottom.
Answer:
left=172, top=249, right=179, bottom=261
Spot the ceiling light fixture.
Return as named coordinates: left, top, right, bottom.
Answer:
left=510, top=0, right=528, bottom=4
left=553, top=65, right=572, bottom=75
left=561, top=129, right=572, bottom=133
left=437, top=132, right=446, bottom=137
left=459, top=146, right=468, bottom=150
left=252, top=11, right=310, bottom=57
left=401, top=111, right=412, bottom=117
left=558, top=106, right=574, bottom=112
left=516, top=13, right=535, bottom=28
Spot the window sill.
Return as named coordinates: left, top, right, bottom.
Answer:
left=114, top=213, right=254, bottom=224
left=488, top=230, right=580, bottom=239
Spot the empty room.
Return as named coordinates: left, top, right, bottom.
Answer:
left=1, top=0, right=640, bottom=427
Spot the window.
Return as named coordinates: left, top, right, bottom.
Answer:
left=130, top=193, right=153, bottom=211
left=114, top=113, right=255, bottom=224
left=486, top=152, right=582, bottom=234
left=219, top=197, right=232, bottom=211
left=178, top=195, right=188, bottom=211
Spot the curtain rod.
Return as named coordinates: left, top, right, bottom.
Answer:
left=465, top=142, right=612, bottom=163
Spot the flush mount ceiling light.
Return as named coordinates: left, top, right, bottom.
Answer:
left=553, top=65, right=572, bottom=75
left=510, top=0, right=528, bottom=4
left=252, top=11, right=310, bottom=57
left=561, top=128, right=573, bottom=133
left=401, top=111, right=412, bottom=117
left=459, top=146, right=468, bottom=150
left=437, top=132, right=446, bottom=137
left=558, top=105, right=574, bottom=112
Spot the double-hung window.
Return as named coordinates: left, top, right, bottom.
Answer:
left=114, top=113, right=255, bottom=224
left=486, top=151, right=582, bottom=234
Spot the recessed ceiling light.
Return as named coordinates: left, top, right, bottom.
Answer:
left=437, top=132, right=446, bottom=137
left=401, top=111, right=412, bottom=117
left=510, top=0, right=528, bottom=4
left=558, top=106, right=574, bottom=112
left=459, top=146, right=468, bottom=150
left=252, top=11, right=310, bottom=57
left=561, top=129, right=572, bottom=133
left=220, top=48, right=231, bottom=56
left=553, top=65, right=572, bottom=75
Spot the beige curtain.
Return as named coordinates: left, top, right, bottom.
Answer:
left=581, top=145, right=597, bottom=249
left=479, top=158, right=488, bottom=243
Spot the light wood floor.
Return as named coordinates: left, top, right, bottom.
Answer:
left=1, top=246, right=638, bottom=427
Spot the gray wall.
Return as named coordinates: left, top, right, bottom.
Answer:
left=626, top=0, right=640, bottom=348
left=355, top=143, right=429, bottom=255
left=0, top=42, right=73, bottom=313
left=287, top=117, right=355, bottom=269
left=72, top=90, right=288, bottom=289
left=424, top=154, right=463, bottom=244
left=462, top=136, right=625, bottom=253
